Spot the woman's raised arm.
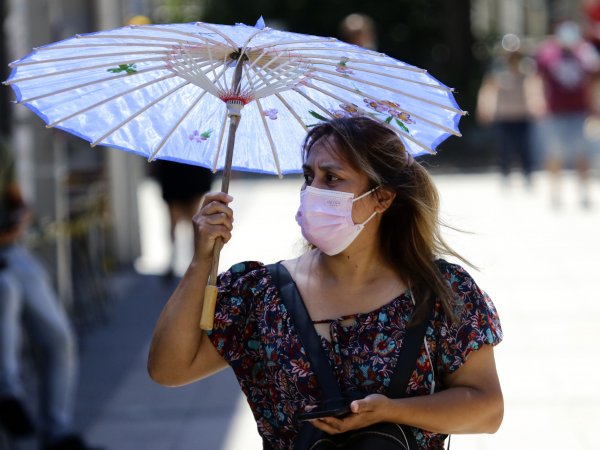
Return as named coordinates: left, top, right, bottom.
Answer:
left=147, top=192, right=233, bottom=386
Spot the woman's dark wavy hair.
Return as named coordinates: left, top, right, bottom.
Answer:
left=302, top=116, right=465, bottom=324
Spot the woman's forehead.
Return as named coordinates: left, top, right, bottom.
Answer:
left=306, top=136, right=349, bottom=166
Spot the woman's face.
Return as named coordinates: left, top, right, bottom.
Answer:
left=302, top=135, right=376, bottom=224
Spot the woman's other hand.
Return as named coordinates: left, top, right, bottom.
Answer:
left=192, top=192, right=234, bottom=261
left=309, top=394, right=391, bottom=434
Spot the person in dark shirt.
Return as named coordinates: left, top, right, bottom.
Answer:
left=150, top=160, right=213, bottom=279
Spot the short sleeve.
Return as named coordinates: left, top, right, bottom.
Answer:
left=436, top=262, right=503, bottom=375
left=206, top=261, right=267, bottom=364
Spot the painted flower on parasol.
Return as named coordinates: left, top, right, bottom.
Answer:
left=4, top=17, right=465, bottom=329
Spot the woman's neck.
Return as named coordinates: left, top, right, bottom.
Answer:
left=315, top=244, right=393, bottom=287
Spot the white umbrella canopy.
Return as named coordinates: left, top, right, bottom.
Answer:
left=5, top=18, right=464, bottom=177
left=5, top=18, right=465, bottom=328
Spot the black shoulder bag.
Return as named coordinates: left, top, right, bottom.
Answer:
left=267, top=263, right=430, bottom=450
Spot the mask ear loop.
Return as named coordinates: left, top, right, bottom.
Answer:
left=352, top=185, right=380, bottom=202
left=409, top=285, right=436, bottom=395
left=352, top=186, right=380, bottom=227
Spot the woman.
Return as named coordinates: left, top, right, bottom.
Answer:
left=147, top=117, right=504, bottom=449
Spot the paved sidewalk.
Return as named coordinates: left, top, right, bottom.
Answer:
left=74, top=273, right=244, bottom=450
left=9, top=170, right=597, bottom=450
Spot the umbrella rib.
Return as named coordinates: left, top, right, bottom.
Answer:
left=291, top=87, right=334, bottom=118
left=46, top=72, right=177, bottom=128
left=36, top=42, right=176, bottom=51
left=213, top=110, right=229, bottom=172
left=92, top=80, right=191, bottom=147
left=303, top=83, right=435, bottom=153
left=248, top=57, right=307, bottom=95
left=75, top=33, right=210, bottom=46
left=312, top=66, right=453, bottom=92
left=276, top=45, right=384, bottom=57
left=404, top=111, right=462, bottom=137
left=172, top=46, right=228, bottom=91
left=241, top=27, right=267, bottom=50
left=276, top=93, right=309, bottom=132
left=246, top=49, right=269, bottom=73
left=131, top=25, right=229, bottom=47
left=5, top=57, right=167, bottom=84
left=304, top=77, right=462, bottom=137
left=212, top=60, right=230, bottom=92
left=250, top=37, right=337, bottom=52
left=242, top=62, right=260, bottom=101
left=244, top=66, right=308, bottom=132
left=194, top=22, right=238, bottom=47
left=249, top=60, right=298, bottom=92
left=205, top=45, right=225, bottom=92
left=301, top=76, right=461, bottom=136
left=149, top=89, right=211, bottom=161
left=10, top=49, right=170, bottom=67
left=17, top=65, right=167, bottom=103
left=309, top=74, right=465, bottom=115
left=176, top=47, right=221, bottom=96
left=397, top=130, right=436, bottom=154
left=289, top=53, right=426, bottom=72
left=255, top=98, right=282, bottom=178
left=252, top=65, right=307, bottom=99
left=255, top=52, right=284, bottom=73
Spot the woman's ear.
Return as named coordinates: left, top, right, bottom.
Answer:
left=374, top=187, right=396, bottom=213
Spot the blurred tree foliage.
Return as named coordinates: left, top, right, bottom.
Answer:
left=196, top=0, right=486, bottom=165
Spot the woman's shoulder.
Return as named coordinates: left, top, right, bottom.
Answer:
left=434, top=258, right=479, bottom=287
left=434, top=258, right=502, bottom=333
left=434, top=258, right=494, bottom=312
left=226, top=260, right=266, bottom=275
left=218, top=261, right=270, bottom=288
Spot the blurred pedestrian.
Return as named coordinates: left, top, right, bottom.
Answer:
left=583, top=0, right=600, bottom=50
left=0, top=138, right=101, bottom=450
left=476, top=48, right=542, bottom=187
left=338, top=13, right=377, bottom=50
left=149, top=159, right=213, bottom=280
left=535, top=20, right=600, bottom=208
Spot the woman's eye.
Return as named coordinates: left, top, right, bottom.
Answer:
left=303, top=173, right=313, bottom=184
left=326, top=173, right=339, bottom=182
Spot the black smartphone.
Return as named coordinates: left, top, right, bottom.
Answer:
left=297, top=404, right=351, bottom=422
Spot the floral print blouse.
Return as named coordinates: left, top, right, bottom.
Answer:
left=207, top=259, right=502, bottom=449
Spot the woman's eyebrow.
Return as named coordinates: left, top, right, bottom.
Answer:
left=302, top=162, right=344, bottom=171
left=318, top=162, right=344, bottom=171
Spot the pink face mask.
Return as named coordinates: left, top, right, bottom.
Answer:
left=295, top=185, right=379, bottom=255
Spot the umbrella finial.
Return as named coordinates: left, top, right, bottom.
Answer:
left=255, top=16, right=266, bottom=30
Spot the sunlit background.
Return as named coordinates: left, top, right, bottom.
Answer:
left=1, top=1, right=599, bottom=449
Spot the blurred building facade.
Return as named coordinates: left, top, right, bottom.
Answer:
left=473, top=0, right=584, bottom=48
left=0, top=0, right=586, bottom=309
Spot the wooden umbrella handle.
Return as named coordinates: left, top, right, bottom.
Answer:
left=199, top=238, right=223, bottom=330
left=200, top=285, right=219, bottom=330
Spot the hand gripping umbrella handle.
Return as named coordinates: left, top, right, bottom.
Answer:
left=199, top=86, right=244, bottom=330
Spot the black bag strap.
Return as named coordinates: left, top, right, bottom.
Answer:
left=267, top=262, right=430, bottom=402
left=267, top=262, right=346, bottom=411
left=386, top=300, right=430, bottom=398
